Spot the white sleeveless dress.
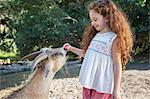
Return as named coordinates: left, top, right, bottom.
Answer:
left=79, top=32, right=117, bottom=94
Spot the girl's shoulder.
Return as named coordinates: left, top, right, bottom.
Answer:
left=95, top=32, right=117, bottom=40
left=92, top=32, right=117, bottom=45
left=96, top=31, right=116, bottom=37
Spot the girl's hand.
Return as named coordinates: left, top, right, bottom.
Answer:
left=113, top=90, right=121, bottom=99
left=63, top=43, right=73, bottom=51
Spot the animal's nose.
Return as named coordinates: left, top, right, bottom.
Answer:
left=61, top=47, right=67, bottom=55
left=63, top=47, right=68, bottom=51
left=63, top=48, right=68, bottom=55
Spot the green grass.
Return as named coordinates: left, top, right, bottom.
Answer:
left=0, top=51, right=16, bottom=58
left=0, top=51, right=18, bottom=62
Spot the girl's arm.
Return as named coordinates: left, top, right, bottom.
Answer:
left=63, top=43, right=86, bottom=58
left=112, top=38, right=122, bottom=99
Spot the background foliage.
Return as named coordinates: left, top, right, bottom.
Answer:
left=0, top=0, right=149, bottom=58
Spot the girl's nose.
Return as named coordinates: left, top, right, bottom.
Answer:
left=91, top=21, right=95, bottom=26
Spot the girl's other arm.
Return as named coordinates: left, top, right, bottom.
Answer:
left=63, top=43, right=86, bottom=58
left=112, top=38, right=122, bottom=99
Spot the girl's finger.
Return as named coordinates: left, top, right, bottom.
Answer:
left=64, top=45, right=69, bottom=49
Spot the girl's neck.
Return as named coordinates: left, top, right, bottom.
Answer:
left=99, top=25, right=111, bottom=34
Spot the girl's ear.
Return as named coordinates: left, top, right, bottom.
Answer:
left=105, top=16, right=109, bottom=22
left=104, top=17, right=109, bottom=22
left=106, top=19, right=109, bottom=22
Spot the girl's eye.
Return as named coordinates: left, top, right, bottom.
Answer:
left=94, top=19, right=97, bottom=21
left=93, top=18, right=97, bottom=21
left=90, top=19, right=97, bottom=23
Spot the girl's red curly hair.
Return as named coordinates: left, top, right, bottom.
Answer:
left=81, top=0, right=133, bottom=71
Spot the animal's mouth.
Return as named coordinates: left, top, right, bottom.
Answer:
left=62, top=47, right=68, bottom=56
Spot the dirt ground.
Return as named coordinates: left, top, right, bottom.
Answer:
left=49, top=70, right=150, bottom=99
left=0, top=69, right=150, bottom=99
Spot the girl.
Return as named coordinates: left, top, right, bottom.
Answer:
left=63, top=0, right=133, bottom=99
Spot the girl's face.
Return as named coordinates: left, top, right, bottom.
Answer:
left=89, top=9, right=108, bottom=32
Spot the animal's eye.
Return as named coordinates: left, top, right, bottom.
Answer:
left=53, top=52, right=63, bottom=56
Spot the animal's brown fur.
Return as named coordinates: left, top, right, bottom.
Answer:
left=4, top=47, right=67, bottom=99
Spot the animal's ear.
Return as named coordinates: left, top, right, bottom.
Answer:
left=31, top=52, right=48, bottom=72
left=19, top=51, right=42, bottom=61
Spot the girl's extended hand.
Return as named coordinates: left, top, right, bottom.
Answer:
left=63, top=43, right=73, bottom=51
left=113, top=90, right=121, bottom=99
